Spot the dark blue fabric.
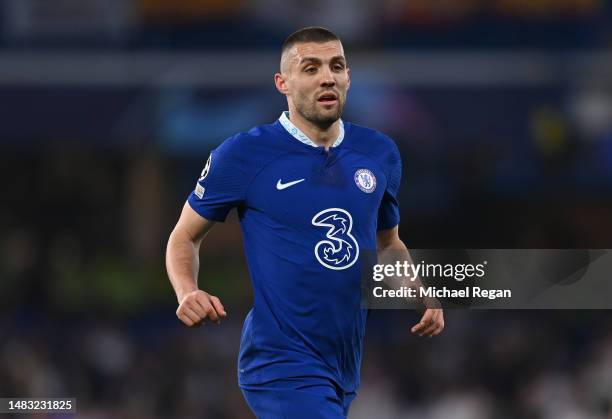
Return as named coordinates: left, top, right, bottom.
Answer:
left=187, top=119, right=401, bottom=393
left=241, top=377, right=357, bottom=419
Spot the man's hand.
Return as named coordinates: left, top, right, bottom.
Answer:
left=176, top=290, right=227, bottom=327
left=411, top=309, right=444, bottom=337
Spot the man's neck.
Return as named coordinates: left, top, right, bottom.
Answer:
left=287, top=110, right=340, bottom=150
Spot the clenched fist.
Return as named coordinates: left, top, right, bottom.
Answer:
left=176, top=290, right=227, bottom=327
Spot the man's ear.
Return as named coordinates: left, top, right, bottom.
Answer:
left=347, top=68, right=351, bottom=91
left=274, top=73, right=289, bottom=95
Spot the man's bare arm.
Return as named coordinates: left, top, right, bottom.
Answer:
left=166, top=202, right=227, bottom=327
left=377, top=226, right=445, bottom=337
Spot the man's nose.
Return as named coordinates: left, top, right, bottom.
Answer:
left=320, top=67, right=336, bottom=87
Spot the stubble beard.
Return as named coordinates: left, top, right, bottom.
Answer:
left=294, top=95, right=345, bottom=130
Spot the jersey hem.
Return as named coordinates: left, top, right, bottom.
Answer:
left=187, top=194, right=229, bottom=222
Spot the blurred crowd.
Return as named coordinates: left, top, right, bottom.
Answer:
left=2, top=306, right=612, bottom=418
left=1, top=0, right=610, bottom=49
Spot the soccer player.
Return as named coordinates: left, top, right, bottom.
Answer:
left=166, top=26, right=444, bottom=418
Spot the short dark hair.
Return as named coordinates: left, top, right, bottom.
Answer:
left=281, top=26, right=340, bottom=54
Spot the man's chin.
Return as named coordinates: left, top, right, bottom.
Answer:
left=313, top=108, right=342, bottom=126
left=296, top=104, right=343, bottom=128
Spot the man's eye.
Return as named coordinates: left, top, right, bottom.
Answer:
left=305, top=67, right=316, bottom=73
left=333, top=64, right=345, bottom=71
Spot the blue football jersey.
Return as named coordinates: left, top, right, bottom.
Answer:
left=187, top=112, right=401, bottom=393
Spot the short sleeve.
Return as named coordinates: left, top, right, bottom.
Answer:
left=377, top=141, right=401, bottom=230
left=187, top=136, right=249, bottom=222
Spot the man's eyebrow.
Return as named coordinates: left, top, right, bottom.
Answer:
left=298, top=55, right=346, bottom=65
left=299, top=56, right=322, bottom=65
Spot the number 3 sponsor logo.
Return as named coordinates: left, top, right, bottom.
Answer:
left=311, top=208, right=359, bottom=270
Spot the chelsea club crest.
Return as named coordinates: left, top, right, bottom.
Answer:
left=354, top=169, right=376, bottom=193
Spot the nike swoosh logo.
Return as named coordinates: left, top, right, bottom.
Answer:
left=276, top=178, right=305, bottom=190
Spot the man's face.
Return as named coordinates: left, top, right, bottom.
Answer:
left=278, top=40, right=350, bottom=128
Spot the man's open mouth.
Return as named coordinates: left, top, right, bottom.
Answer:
left=317, top=93, right=338, bottom=103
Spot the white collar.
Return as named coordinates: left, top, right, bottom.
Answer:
left=278, top=111, right=344, bottom=148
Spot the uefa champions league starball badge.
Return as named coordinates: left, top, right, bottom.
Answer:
left=354, top=169, right=376, bottom=193
left=199, top=153, right=212, bottom=181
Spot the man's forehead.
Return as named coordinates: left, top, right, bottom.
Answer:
left=288, top=41, right=345, bottom=64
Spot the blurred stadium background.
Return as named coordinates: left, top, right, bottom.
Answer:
left=2, top=1, right=612, bottom=418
